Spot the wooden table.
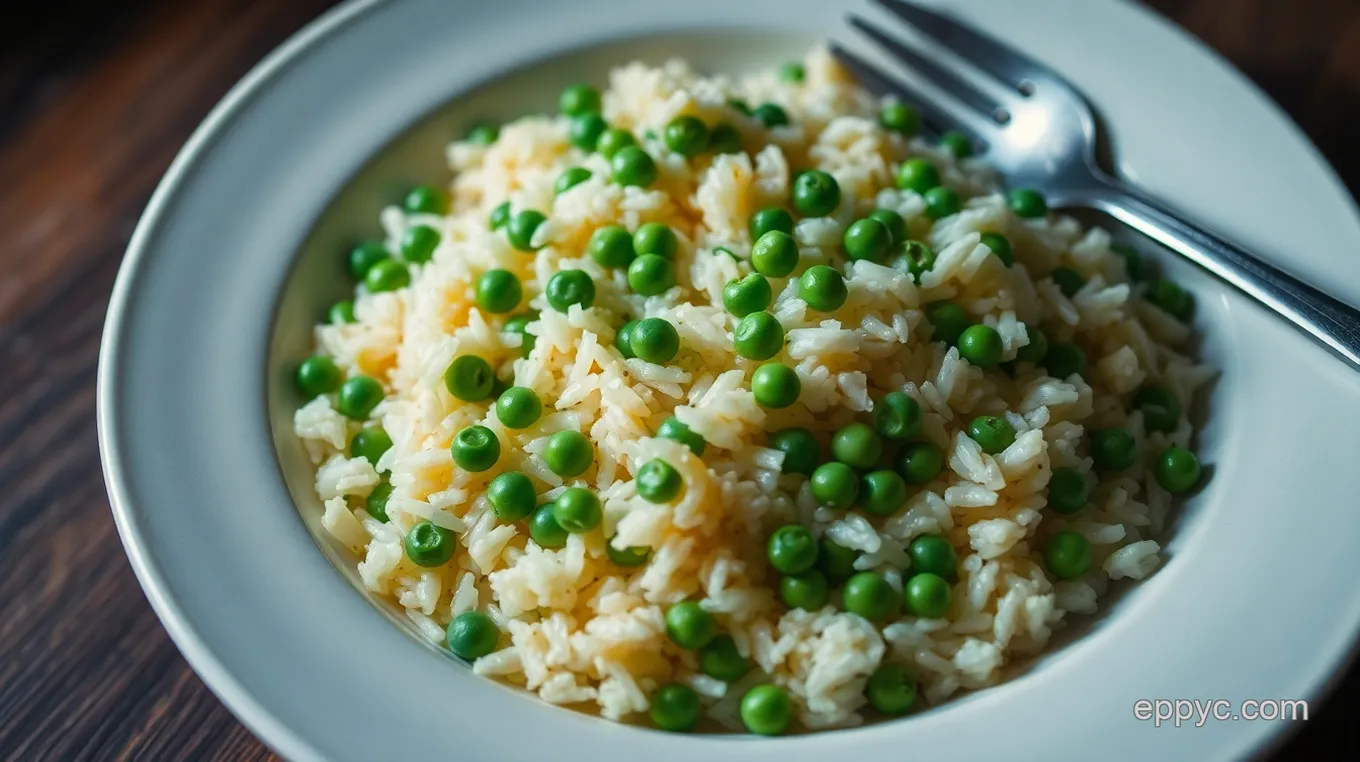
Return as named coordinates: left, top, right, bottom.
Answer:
left=2, top=0, right=1356, bottom=758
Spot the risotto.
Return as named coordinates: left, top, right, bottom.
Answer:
left=290, top=47, right=1213, bottom=734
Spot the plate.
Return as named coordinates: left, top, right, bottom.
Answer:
left=98, top=0, right=1360, bottom=759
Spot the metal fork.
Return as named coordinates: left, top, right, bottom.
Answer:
left=834, top=0, right=1360, bottom=371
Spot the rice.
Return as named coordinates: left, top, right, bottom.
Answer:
left=292, top=46, right=1213, bottom=731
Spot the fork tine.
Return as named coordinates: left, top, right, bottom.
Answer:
left=848, top=14, right=1004, bottom=121
left=829, top=43, right=990, bottom=148
left=873, top=0, right=1059, bottom=92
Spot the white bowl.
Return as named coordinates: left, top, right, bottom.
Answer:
left=99, top=0, right=1360, bottom=759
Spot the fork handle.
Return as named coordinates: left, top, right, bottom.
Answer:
left=1079, top=176, right=1360, bottom=371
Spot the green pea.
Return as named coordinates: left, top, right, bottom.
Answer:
left=810, top=461, right=859, bottom=509
left=1111, top=242, right=1145, bottom=281
left=842, top=571, right=899, bottom=622
left=337, top=376, right=384, bottom=419
left=295, top=355, right=341, bottom=398
left=465, top=123, right=499, bottom=145
left=657, top=415, right=706, bottom=457
left=698, top=635, right=749, bottom=682
left=940, top=130, right=973, bottom=159
left=475, top=269, right=522, bottom=314
left=843, top=218, right=892, bottom=263
left=488, top=201, right=511, bottom=230
left=923, top=186, right=962, bottom=220
left=451, top=425, right=500, bottom=472
left=506, top=209, right=547, bottom=252
left=879, top=101, right=920, bottom=135
left=860, top=470, right=907, bottom=516
left=753, top=103, right=789, bottom=128
left=768, top=427, right=820, bottom=476
left=818, top=538, right=860, bottom=583
left=1147, top=278, right=1194, bottom=321
left=750, top=230, right=800, bottom=277
left=1090, top=429, right=1136, bottom=472
left=404, top=520, right=456, bottom=567
left=866, top=664, right=917, bottom=715
left=400, top=225, right=440, bottom=264
left=779, top=62, right=806, bottom=83
left=900, top=240, right=936, bottom=283
left=663, top=115, right=709, bottom=157
left=495, top=386, right=542, bottom=430
left=895, top=158, right=940, bottom=193
left=707, top=122, right=742, bottom=154
left=649, top=684, right=700, bottom=732
left=749, top=207, right=795, bottom=240
left=734, top=311, right=785, bottom=361
left=487, top=471, right=537, bottom=522
left=611, top=146, right=658, bottom=187
left=896, top=442, right=944, bottom=485
left=637, top=458, right=683, bottom=503
left=529, top=504, right=568, bottom=548
left=907, top=535, right=956, bottom=579
left=606, top=538, right=651, bottom=566
left=904, top=572, right=951, bottom=618
left=1007, top=188, right=1048, bottom=218
left=633, top=222, right=677, bottom=259
left=403, top=185, right=448, bottom=215
left=957, top=324, right=1004, bottom=368
left=629, top=317, right=680, bottom=364
left=751, top=363, right=800, bottom=408
left=364, top=258, right=410, bottom=292
left=366, top=479, right=392, bottom=521
left=329, top=300, right=356, bottom=324
left=552, top=487, right=601, bottom=533
left=443, top=355, right=494, bottom=402
left=1044, top=531, right=1091, bottom=580
left=502, top=312, right=537, bottom=358
left=1155, top=446, right=1202, bottom=493
left=924, top=300, right=968, bottom=345
left=348, top=241, right=389, bottom=279
left=791, top=169, right=841, bottom=217
left=595, top=126, right=636, bottom=158
left=967, top=415, right=1016, bottom=454
left=543, top=430, right=593, bottom=477
left=780, top=569, right=830, bottom=610
left=349, top=426, right=393, bottom=465
left=446, top=611, right=499, bottom=660
left=554, top=167, right=592, bottom=195
left=569, top=112, right=608, bottom=151
left=559, top=84, right=601, bottom=116
left=728, top=98, right=753, bottom=115
left=1044, top=341, right=1086, bottom=379
left=1051, top=266, right=1085, bottom=297
left=1047, top=467, right=1090, bottom=514
left=615, top=320, right=639, bottom=359
left=767, top=524, right=818, bottom=574
left=626, top=253, right=676, bottom=296
left=867, top=208, right=907, bottom=246
left=1014, top=327, right=1048, bottom=365
left=723, top=273, right=773, bottom=317
left=798, top=265, right=848, bottom=312
left=831, top=423, right=883, bottom=470
left=872, top=391, right=922, bottom=441
left=545, top=269, right=596, bottom=312
left=664, top=601, right=715, bottom=649
left=741, top=685, right=792, bottom=736
left=979, top=232, right=1013, bottom=267
left=1133, top=386, right=1181, bottom=433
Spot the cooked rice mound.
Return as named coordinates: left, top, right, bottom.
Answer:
left=294, top=47, right=1213, bottom=730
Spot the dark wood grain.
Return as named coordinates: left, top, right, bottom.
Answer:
left=0, top=1, right=1355, bottom=759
